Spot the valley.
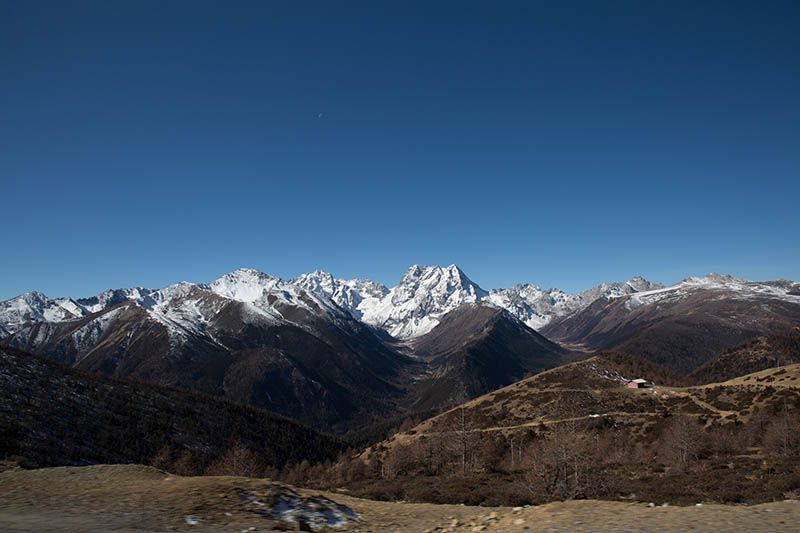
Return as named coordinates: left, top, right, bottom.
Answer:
left=2, top=266, right=798, bottom=432
left=1, top=266, right=800, bottom=530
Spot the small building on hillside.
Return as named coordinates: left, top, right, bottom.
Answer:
left=627, top=378, right=650, bottom=389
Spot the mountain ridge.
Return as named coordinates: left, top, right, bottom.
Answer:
left=2, top=271, right=413, bottom=432
left=3, top=266, right=797, bottom=346
left=541, top=276, right=800, bottom=373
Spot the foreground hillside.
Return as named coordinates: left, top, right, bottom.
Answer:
left=0, top=346, right=342, bottom=471
left=319, top=355, right=800, bottom=506
left=384, top=354, right=797, bottom=447
left=1, top=464, right=799, bottom=532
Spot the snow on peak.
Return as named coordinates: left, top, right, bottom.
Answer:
left=625, top=276, right=655, bottom=292
left=625, top=273, right=800, bottom=310
left=393, top=264, right=487, bottom=301
left=485, top=276, right=663, bottom=330
left=353, top=264, right=489, bottom=339
left=0, top=291, right=81, bottom=335
left=4, top=266, right=797, bottom=346
left=204, top=269, right=350, bottom=325
left=295, top=266, right=665, bottom=338
left=76, top=287, right=156, bottom=314
left=206, top=269, right=282, bottom=302
left=291, top=270, right=389, bottom=319
left=137, top=282, right=200, bottom=310
left=680, top=272, right=746, bottom=287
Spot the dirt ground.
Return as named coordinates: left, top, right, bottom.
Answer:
left=1, top=464, right=799, bottom=532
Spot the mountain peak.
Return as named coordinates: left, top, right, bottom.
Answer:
left=399, top=264, right=474, bottom=285
left=625, top=276, right=660, bottom=292
left=0, top=290, right=78, bottom=335
left=206, top=268, right=282, bottom=303
left=705, top=272, right=737, bottom=282
left=213, top=268, right=281, bottom=285
left=18, top=291, right=49, bottom=302
left=226, top=267, right=277, bottom=279
left=680, top=272, right=746, bottom=286
left=370, top=265, right=489, bottom=339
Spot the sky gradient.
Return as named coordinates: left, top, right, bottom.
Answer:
left=1, top=0, right=799, bottom=299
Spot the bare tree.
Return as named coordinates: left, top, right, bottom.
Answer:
left=746, top=406, right=772, bottom=446
left=149, top=444, right=172, bottom=471
left=659, top=416, right=705, bottom=472
left=520, top=424, right=595, bottom=501
left=205, top=441, right=265, bottom=478
left=383, top=442, right=416, bottom=479
left=505, top=433, right=518, bottom=470
left=764, top=402, right=800, bottom=458
left=443, top=406, right=484, bottom=476
left=413, top=434, right=447, bottom=476
left=171, top=449, right=200, bottom=476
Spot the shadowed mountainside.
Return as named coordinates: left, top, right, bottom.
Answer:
left=0, top=346, right=344, bottom=470
left=3, top=291, right=414, bottom=433
left=690, top=327, right=800, bottom=384
left=409, top=304, right=574, bottom=411
left=541, top=282, right=800, bottom=374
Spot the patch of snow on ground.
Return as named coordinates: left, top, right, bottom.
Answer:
left=240, top=488, right=363, bottom=531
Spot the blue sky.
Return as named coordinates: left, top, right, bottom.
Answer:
left=1, top=0, right=798, bottom=299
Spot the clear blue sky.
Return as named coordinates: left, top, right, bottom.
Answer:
left=1, top=0, right=799, bottom=299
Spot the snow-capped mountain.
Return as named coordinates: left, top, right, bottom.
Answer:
left=486, top=275, right=664, bottom=330
left=2, top=268, right=407, bottom=430
left=75, top=287, right=156, bottom=314
left=292, top=266, right=663, bottom=339
left=360, top=264, right=488, bottom=339
left=540, top=273, right=800, bottom=373
left=292, top=269, right=389, bottom=320
left=1, top=269, right=355, bottom=344
left=146, top=268, right=364, bottom=345
left=199, top=267, right=351, bottom=323
left=3, top=268, right=387, bottom=388
left=0, top=291, right=82, bottom=337
left=2, top=267, right=798, bottom=346
left=293, top=265, right=489, bottom=339
left=625, top=273, right=800, bottom=310
left=3, top=267, right=799, bottom=429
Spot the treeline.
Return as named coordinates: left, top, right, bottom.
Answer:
left=279, top=405, right=800, bottom=507
left=131, top=397, right=800, bottom=507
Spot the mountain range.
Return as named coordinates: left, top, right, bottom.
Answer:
left=0, top=264, right=663, bottom=340
left=540, top=274, right=800, bottom=373
left=1, top=265, right=799, bottom=431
